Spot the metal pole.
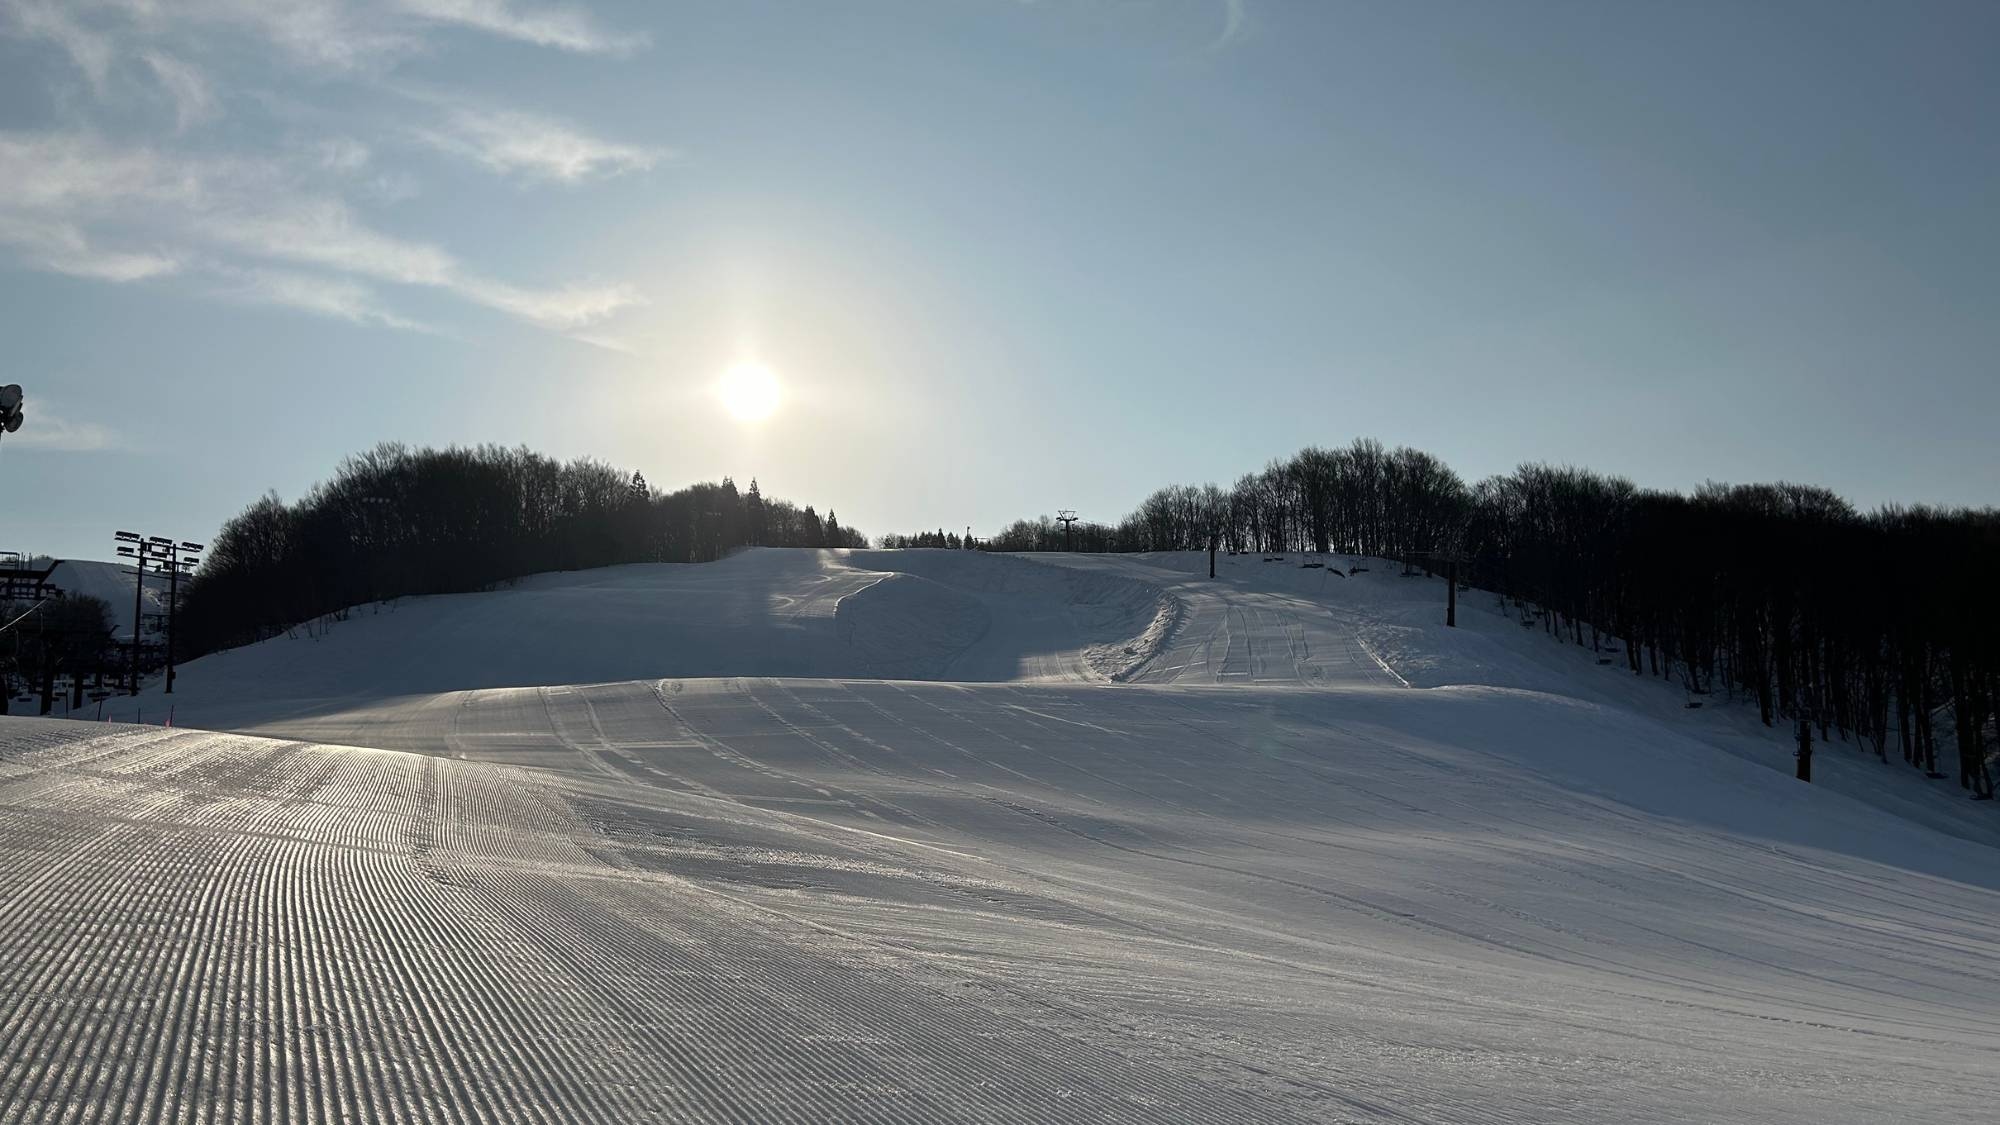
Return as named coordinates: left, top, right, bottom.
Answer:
left=164, top=550, right=179, bottom=694
left=128, top=540, right=147, bottom=695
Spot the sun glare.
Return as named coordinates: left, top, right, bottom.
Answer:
left=718, top=362, right=782, bottom=422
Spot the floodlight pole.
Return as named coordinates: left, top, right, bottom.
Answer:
left=115, top=532, right=202, bottom=696
left=161, top=541, right=202, bottom=694
left=164, top=554, right=181, bottom=693
left=119, top=536, right=148, bottom=695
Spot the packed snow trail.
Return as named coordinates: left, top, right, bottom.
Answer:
left=15, top=548, right=2000, bottom=1122
left=0, top=719, right=1328, bottom=1124
left=9, top=688, right=2000, bottom=1121
left=91, top=549, right=1174, bottom=732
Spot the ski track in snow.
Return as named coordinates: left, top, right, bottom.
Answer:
left=6, top=549, right=1999, bottom=1123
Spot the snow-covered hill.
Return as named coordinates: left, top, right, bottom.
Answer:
left=5, top=548, right=1997, bottom=1123
left=15, top=557, right=172, bottom=640
left=91, top=549, right=1174, bottom=730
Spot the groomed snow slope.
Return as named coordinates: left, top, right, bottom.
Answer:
left=6, top=549, right=1999, bottom=1123
left=13, top=558, right=172, bottom=641
left=87, top=549, right=1173, bottom=731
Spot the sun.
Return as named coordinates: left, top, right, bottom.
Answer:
left=717, top=362, right=781, bottom=422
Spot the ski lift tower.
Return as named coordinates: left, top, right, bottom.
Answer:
left=1056, top=510, right=1078, bottom=552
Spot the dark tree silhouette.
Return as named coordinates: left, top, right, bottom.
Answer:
left=0, top=593, right=113, bottom=715
left=179, top=444, right=867, bottom=657
left=956, top=439, right=1999, bottom=805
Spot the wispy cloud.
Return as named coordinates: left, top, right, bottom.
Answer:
left=212, top=267, right=429, bottom=331
left=0, top=1, right=655, bottom=335
left=142, top=51, right=218, bottom=132
left=2, top=0, right=115, bottom=89
left=0, top=130, right=639, bottom=328
left=392, top=0, right=648, bottom=55
left=202, top=195, right=459, bottom=286
left=564, top=330, right=642, bottom=356
left=3, top=400, right=119, bottom=452
left=189, top=0, right=418, bottom=72
left=0, top=131, right=188, bottom=277
left=416, top=104, right=665, bottom=183
left=3, top=0, right=407, bottom=84
left=462, top=277, right=645, bottom=328
left=0, top=215, right=180, bottom=281
left=1212, top=0, right=1248, bottom=49
left=314, top=136, right=373, bottom=173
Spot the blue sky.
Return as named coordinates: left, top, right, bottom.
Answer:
left=2, top=0, right=1996, bottom=560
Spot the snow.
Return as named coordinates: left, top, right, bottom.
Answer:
left=3, top=548, right=1997, bottom=1123
left=16, top=557, right=172, bottom=641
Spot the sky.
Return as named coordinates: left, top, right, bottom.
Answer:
left=2, top=0, right=1996, bottom=561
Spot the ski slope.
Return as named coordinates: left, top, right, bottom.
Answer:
left=5, top=549, right=1998, bottom=1123
left=91, top=549, right=1173, bottom=731
left=11, top=557, right=171, bottom=641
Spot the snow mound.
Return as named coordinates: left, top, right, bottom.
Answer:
left=847, top=550, right=1177, bottom=682
left=834, top=571, right=990, bottom=678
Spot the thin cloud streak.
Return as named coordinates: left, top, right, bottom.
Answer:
left=3, top=401, right=119, bottom=452
left=393, top=0, right=649, bottom=54
left=1213, top=0, right=1248, bottom=49
left=142, top=51, right=219, bottom=132
left=0, top=215, right=181, bottom=282
left=462, top=277, right=646, bottom=329
left=212, top=267, right=431, bottom=331
left=414, top=103, right=667, bottom=183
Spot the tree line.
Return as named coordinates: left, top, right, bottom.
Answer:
left=180, top=443, right=865, bottom=657
left=968, top=437, right=1998, bottom=800
left=877, top=529, right=978, bottom=550
left=0, top=593, right=115, bottom=716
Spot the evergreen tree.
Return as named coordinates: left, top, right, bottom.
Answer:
left=745, top=478, right=766, bottom=546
